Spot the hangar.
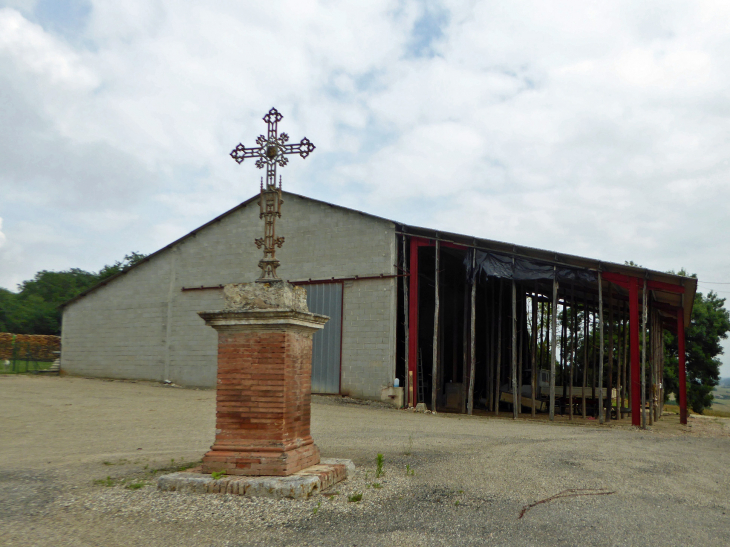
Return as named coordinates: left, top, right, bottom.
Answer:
left=61, top=191, right=695, bottom=425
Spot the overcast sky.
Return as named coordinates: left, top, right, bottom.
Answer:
left=1, top=1, right=729, bottom=375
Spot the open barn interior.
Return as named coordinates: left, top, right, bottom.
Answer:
left=396, top=227, right=696, bottom=427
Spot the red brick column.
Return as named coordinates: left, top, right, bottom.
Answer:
left=198, top=309, right=327, bottom=476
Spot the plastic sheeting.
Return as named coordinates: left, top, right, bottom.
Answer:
left=464, top=249, right=597, bottom=287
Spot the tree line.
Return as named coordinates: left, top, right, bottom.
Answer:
left=0, top=252, right=147, bottom=336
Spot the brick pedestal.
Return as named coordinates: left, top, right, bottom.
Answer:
left=198, top=284, right=327, bottom=477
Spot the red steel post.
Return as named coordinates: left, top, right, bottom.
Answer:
left=677, top=309, right=687, bottom=424
left=408, top=237, right=420, bottom=407
left=629, top=277, right=641, bottom=426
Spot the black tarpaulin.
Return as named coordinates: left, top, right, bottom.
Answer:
left=465, top=250, right=597, bottom=287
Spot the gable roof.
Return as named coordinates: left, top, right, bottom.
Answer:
left=62, top=191, right=697, bottom=323
left=61, top=192, right=394, bottom=308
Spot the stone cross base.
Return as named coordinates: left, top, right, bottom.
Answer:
left=198, top=283, right=328, bottom=477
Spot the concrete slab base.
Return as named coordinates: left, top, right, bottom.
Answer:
left=157, top=458, right=354, bottom=499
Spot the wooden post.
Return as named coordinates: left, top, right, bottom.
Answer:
left=462, top=286, right=469, bottom=414
left=561, top=301, right=567, bottom=415
left=494, top=280, right=503, bottom=416
left=629, top=278, right=641, bottom=427
left=569, top=283, right=575, bottom=421
left=582, top=292, right=588, bottom=419
left=678, top=309, right=687, bottom=425
left=617, top=306, right=623, bottom=420
left=489, top=280, right=495, bottom=412
left=468, top=252, right=477, bottom=415
left=641, top=279, right=647, bottom=428
left=512, top=280, right=518, bottom=419
left=531, top=284, right=538, bottom=417
left=598, top=272, right=605, bottom=424
left=518, top=292, right=524, bottom=416
left=402, top=234, right=410, bottom=407
left=431, top=241, right=439, bottom=413
left=623, top=307, right=629, bottom=419
left=549, top=273, right=558, bottom=421
left=592, top=303, right=597, bottom=415
left=607, top=285, right=614, bottom=420
left=660, top=319, right=665, bottom=417
left=652, top=310, right=662, bottom=422
left=649, top=306, right=654, bottom=426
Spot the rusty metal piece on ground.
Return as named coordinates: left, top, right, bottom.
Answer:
left=518, top=488, right=615, bottom=519
left=229, top=107, right=316, bottom=282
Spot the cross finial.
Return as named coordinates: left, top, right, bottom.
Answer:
left=230, top=107, right=315, bottom=191
left=230, top=108, right=315, bottom=282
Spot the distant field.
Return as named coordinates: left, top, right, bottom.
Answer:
left=664, top=385, right=730, bottom=418
left=710, top=385, right=730, bottom=417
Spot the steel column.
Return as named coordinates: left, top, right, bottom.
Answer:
left=408, top=237, right=420, bottom=407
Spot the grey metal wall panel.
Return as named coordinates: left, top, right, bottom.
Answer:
left=306, top=283, right=342, bottom=394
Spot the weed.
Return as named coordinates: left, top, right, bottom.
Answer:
left=93, top=476, right=116, bottom=487
left=348, top=492, right=363, bottom=503
left=372, top=483, right=382, bottom=489
left=102, top=461, right=112, bottom=466
left=211, top=470, right=227, bottom=480
left=143, top=464, right=149, bottom=470
left=375, top=453, right=384, bottom=478
left=313, top=501, right=321, bottom=515
left=126, top=482, right=146, bottom=490
left=455, top=501, right=460, bottom=506
left=175, top=461, right=200, bottom=472
left=458, top=489, right=464, bottom=494
left=405, top=464, right=415, bottom=476
left=171, top=458, right=175, bottom=465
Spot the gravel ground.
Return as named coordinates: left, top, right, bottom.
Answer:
left=1, top=375, right=729, bottom=546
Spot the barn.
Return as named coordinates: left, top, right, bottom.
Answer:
left=61, top=191, right=696, bottom=424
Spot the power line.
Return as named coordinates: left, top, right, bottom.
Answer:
left=698, top=281, right=730, bottom=285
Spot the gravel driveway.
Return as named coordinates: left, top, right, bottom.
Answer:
left=1, top=375, right=729, bottom=546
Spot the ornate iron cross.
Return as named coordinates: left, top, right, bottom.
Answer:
left=230, top=108, right=315, bottom=282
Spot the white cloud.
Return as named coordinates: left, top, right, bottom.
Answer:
left=1, top=1, right=730, bottom=375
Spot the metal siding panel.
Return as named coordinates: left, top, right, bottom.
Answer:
left=306, top=283, right=341, bottom=394
left=329, top=284, right=342, bottom=393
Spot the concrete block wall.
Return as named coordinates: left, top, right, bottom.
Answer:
left=61, top=254, right=173, bottom=382
left=340, top=277, right=397, bottom=399
left=62, top=193, right=398, bottom=397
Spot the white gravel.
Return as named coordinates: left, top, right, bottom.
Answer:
left=1, top=375, right=729, bottom=546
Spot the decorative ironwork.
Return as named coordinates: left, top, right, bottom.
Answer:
left=230, top=108, right=315, bottom=282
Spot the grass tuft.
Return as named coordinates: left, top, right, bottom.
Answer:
left=375, top=453, right=384, bottom=478
left=93, top=476, right=116, bottom=487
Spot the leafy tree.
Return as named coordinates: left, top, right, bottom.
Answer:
left=663, top=272, right=730, bottom=413
left=96, top=252, right=148, bottom=281
left=0, top=252, right=147, bottom=336
left=0, top=288, right=17, bottom=333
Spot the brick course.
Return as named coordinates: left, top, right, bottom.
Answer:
left=200, top=311, right=326, bottom=476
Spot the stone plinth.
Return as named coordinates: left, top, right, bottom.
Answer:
left=198, top=282, right=328, bottom=476
left=158, top=458, right=354, bottom=499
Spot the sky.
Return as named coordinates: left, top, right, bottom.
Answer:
left=1, top=1, right=729, bottom=375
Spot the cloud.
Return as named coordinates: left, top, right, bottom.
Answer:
left=0, top=218, right=6, bottom=249
left=1, top=1, right=730, bottom=376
